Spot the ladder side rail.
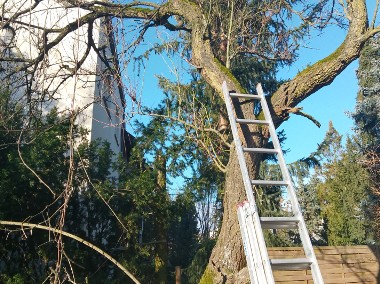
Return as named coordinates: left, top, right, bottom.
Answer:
left=256, top=83, right=324, bottom=284
left=222, top=82, right=256, bottom=205
left=222, top=82, right=275, bottom=284
left=242, top=203, right=275, bottom=284
left=282, top=183, right=324, bottom=283
left=255, top=84, right=301, bottom=215
left=237, top=205, right=263, bottom=284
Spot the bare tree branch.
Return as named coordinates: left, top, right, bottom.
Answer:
left=0, top=220, right=141, bottom=284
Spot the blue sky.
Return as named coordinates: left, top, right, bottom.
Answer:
left=122, top=6, right=373, bottom=193
left=278, top=26, right=358, bottom=162
left=280, top=0, right=378, bottom=162
left=127, top=24, right=359, bottom=166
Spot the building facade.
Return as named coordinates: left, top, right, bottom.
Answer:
left=0, top=0, right=129, bottom=163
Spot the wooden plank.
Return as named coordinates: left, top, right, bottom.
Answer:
left=316, top=264, right=378, bottom=274
left=318, top=263, right=345, bottom=269
left=276, top=280, right=313, bottom=284
left=268, top=249, right=304, bottom=257
left=343, top=275, right=377, bottom=282
left=341, top=253, right=378, bottom=260
left=274, top=270, right=308, bottom=276
left=274, top=270, right=373, bottom=280
left=323, top=278, right=375, bottom=284
left=314, top=246, right=376, bottom=255
left=344, top=261, right=379, bottom=267
left=269, top=246, right=380, bottom=256
left=322, top=273, right=366, bottom=280
left=316, top=256, right=377, bottom=264
left=274, top=275, right=313, bottom=283
left=344, top=271, right=377, bottom=278
left=343, top=263, right=379, bottom=272
left=311, top=267, right=342, bottom=274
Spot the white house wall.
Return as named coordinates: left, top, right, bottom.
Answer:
left=1, top=0, right=125, bottom=161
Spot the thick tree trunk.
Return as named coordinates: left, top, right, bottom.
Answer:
left=208, top=145, right=246, bottom=281
left=205, top=100, right=265, bottom=283
left=206, top=145, right=250, bottom=283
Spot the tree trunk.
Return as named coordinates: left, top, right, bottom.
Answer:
left=155, top=154, right=168, bottom=284
left=204, top=99, right=265, bottom=283
left=175, top=266, right=181, bottom=284
left=206, top=145, right=248, bottom=283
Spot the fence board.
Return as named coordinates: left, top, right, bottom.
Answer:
left=268, top=245, right=380, bottom=284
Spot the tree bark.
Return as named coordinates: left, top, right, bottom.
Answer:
left=206, top=144, right=250, bottom=283
left=205, top=98, right=266, bottom=282
left=155, top=153, right=168, bottom=284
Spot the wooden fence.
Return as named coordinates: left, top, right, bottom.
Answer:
left=268, top=245, right=380, bottom=284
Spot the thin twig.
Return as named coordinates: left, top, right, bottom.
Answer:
left=371, top=0, right=380, bottom=29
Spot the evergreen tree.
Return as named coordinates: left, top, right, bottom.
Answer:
left=309, top=123, right=371, bottom=245
left=118, top=109, right=201, bottom=283
left=354, top=35, right=380, bottom=148
left=296, top=175, right=327, bottom=245
left=168, top=191, right=199, bottom=271
left=354, top=35, right=380, bottom=240
left=0, top=89, right=131, bottom=283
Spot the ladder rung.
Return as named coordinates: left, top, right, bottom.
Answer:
left=236, top=118, right=269, bottom=125
left=260, top=217, right=299, bottom=229
left=243, top=147, right=278, bottom=154
left=270, top=258, right=313, bottom=270
left=251, top=180, right=289, bottom=186
left=229, top=93, right=261, bottom=99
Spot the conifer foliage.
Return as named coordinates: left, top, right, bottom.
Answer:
left=354, top=35, right=380, bottom=240
left=311, top=124, right=371, bottom=245
left=0, top=87, right=201, bottom=283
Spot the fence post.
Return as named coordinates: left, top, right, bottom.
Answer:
left=175, top=266, right=181, bottom=284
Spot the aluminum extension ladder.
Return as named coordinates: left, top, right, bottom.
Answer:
left=222, top=81, right=324, bottom=284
